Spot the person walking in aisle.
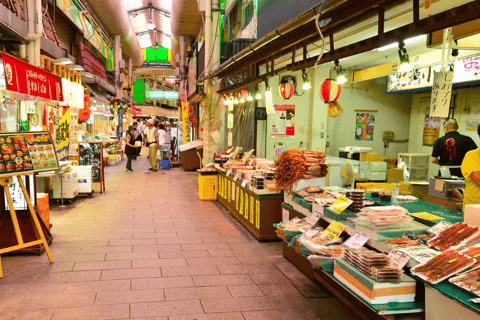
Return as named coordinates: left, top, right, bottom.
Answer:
left=145, top=119, right=159, bottom=171
left=135, top=118, right=144, bottom=158
left=158, top=123, right=170, bottom=160
left=125, top=125, right=139, bottom=172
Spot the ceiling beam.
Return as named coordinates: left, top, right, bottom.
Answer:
left=136, top=29, right=172, bottom=38
left=128, top=4, right=170, bottom=17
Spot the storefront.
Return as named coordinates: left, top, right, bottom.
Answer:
left=195, top=1, right=480, bottom=319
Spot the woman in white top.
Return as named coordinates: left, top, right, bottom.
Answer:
left=157, top=124, right=170, bottom=160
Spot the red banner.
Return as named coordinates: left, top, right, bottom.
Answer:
left=2, top=53, right=64, bottom=101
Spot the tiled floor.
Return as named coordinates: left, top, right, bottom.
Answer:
left=0, top=151, right=360, bottom=320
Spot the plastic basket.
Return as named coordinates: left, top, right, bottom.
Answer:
left=159, top=160, right=170, bottom=170
left=198, top=174, right=218, bottom=200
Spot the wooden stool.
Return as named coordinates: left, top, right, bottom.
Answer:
left=0, top=176, right=54, bottom=278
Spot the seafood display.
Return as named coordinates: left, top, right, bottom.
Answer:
left=294, top=187, right=338, bottom=205
left=460, top=247, right=480, bottom=272
left=346, top=189, right=365, bottom=212
left=427, top=223, right=480, bottom=251
left=357, top=206, right=412, bottom=226
left=386, top=236, right=422, bottom=248
left=299, top=228, right=343, bottom=250
left=345, top=249, right=405, bottom=282
left=450, top=269, right=480, bottom=295
left=411, top=250, right=476, bottom=284
left=275, top=149, right=328, bottom=194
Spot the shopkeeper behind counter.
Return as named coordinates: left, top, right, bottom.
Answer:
left=431, top=119, right=477, bottom=177
left=461, top=124, right=480, bottom=207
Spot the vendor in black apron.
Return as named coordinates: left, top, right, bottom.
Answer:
left=431, top=119, right=477, bottom=177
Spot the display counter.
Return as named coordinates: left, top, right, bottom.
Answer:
left=281, top=195, right=479, bottom=320
left=216, top=168, right=283, bottom=241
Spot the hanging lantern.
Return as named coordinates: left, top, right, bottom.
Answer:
left=320, top=79, right=341, bottom=103
left=279, top=82, right=295, bottom=100
left=78, top=107, right=91, bottom=122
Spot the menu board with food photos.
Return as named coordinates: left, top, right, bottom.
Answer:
left=0, top=132, right=59, bottom=175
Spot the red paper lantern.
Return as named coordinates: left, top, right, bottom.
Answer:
left=319, top=79, right=341, bottom=103
left=78, top=107, right=91, bottom=122
left=131, top=106, right=138, bottom=116
left=279, top=82, right=295, bottom=100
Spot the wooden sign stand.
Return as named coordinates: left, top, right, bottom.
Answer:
left=0, top=176, right=54, bottom=278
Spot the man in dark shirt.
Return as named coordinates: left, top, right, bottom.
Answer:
left=432, top=119, right=477, bottom=177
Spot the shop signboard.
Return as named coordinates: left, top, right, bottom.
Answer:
left=117, top=109, right=123, bottom=138
left=0, top=132, right=59, bottom=176
left=2, top=53, right=63, bottom=101
left=271, top=105, right=295, bottom=137
left=430, top=70, right=453, bottom=118
left=55, top=108, right=70, bottom=161
left=69, top=109, right=79, bottom=155
left=387, top=56, right=480, bottom=93
left=423, top=107, right=442, bottom=146
left=182, top=102, right=190, bottom=144
left=60, top=79, right=84, bottom=109
left=79, top=142, right=102, bottom=182
left=146, top=91, right=179, bottom=100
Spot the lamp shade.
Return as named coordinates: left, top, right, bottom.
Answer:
left=320, top=79, right=341, bottom=103
left=279, top=82, right=295, bottom=100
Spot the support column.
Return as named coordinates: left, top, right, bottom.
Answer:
left=179, top=35, right=186, bottom=93
left=114, top=35, right=122, bottom=100
left=128, top=57, right=133, bottom=102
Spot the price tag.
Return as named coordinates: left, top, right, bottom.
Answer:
left=242, top=149, right=255, bottom=161
left=330, top=196, right=353, bottom=214
left=282, top=208, right=289, bottom=223
left=321, top=221, right=346, bottom=240
left=306, top=210, right=323, bottom=226
left=343, top=232, right=370, bottom=249
left=226, top=170, right=232, bottom=176
left=231, top=181, right=236, bottom=201
left=241, top=180, right=247, bottom=188
left=233, top=174, right=240, bottom=182
left=409, top=212, right=444, bottom=221
left=427, top=220, right=452, bottom=235
left=388, top=249, right=411, bottom=270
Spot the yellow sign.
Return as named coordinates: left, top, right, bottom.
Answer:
left=227, top=179, right=231, bottom=203
left=255, top=200, right=260, bottom=229
left=322, top=221, right=346, bottom=240
left=239, top=191, right=244, bottom=215
left=218, top=175, right=222, bottom=197
left=250, top=196, right=254, bottom=224
left=245, top=194, right=249, bottom=218
left=409, top=212, right=444, bottom=221
left=182, top=102, right=190, bottom=144
left=235, top=186, right=239, bottom=210
left=330, top=196, right=354, bottom=214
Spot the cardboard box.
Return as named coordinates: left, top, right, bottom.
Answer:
left=387, top=168, right=404, bottom=183
left=360, top=161, right=387, bottom=172
left=37, top=208, right=50, bottom=230
left=360, top=170, right=386, bottom=181
left=382, top=157, right=397, bottom=169
left=334, top=258, right=416, bottom=304
left=465, top=204, right=480, bottom=228
left=36, top=193, right=49, bottom=211
left=428, top=178, right=465, bottom=200
left=360, top=153, right=382, bottom=162
left=399, top=181, right=429, bottom=198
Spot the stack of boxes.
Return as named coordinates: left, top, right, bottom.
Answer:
left=36, top=193, right=50, bottom=229
left=398, top=153, right=430, bottom=181
left=360, top=161, right=387, bottom=181
left=384, top=157, right=403, bottom=183
left=53, top=169, right=79, bottom=199
left=71, top=165, right=93, bottom=194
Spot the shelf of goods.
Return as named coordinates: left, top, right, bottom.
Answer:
left=216, top=168, right=283, bottom=241
left=279, top=192, right=480, bottom=320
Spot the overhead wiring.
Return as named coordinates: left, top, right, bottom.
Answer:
left=314, top=0, right=331, bottom=68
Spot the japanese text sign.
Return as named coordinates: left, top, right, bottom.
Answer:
left=321, top=221, right=346, bottom=240
left=343, top=232, right=370, bottom=248
left=330, top=196, right=354, bottom=214
left=430, top=70, right=453, bottom=117
left=388, top=249, right=411, bottom=270
left=2, top=53, right=63, bottom=101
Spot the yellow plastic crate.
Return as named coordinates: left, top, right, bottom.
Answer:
left=198, top=174, right=218, bottom=201
left=356, top=182, right=396, bottom=192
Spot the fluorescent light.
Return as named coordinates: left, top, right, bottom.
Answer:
left=337, top=75, right=348, bottom=85
left=377, top=35, right=426, bottom=51
left=81, top=72, right=94, bottom=78
left=255, top=92, right=262, bottom=100
left=53, top=58, right=74, bottom=65
left=69, top=65, right=84, bottom=71
left=146, top=23, right=155, bottom=30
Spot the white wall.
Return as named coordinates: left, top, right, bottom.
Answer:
left=408, top=87, right=480, bottom=178
left=326, top=79, right=413, bottom=158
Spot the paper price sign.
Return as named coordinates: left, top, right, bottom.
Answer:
left=330, top=196, right=353, bottom=214
left=306, top=210, right=323, bottom=226
left=322, top=221, right=346, bottom=240
left=427, top=220, right=452, bottom=235
left=241, top=180, right=248, bottom=188
left=226, top=170, right=232, bottom=176
left=409, top=212, right=444, bottom=221
left=388, top=249, right=411, bottom=270
left=343, top=232, right=370, bottom=249
left=233, top=174, right=240, bottom=182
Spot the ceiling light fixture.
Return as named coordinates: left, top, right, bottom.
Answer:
left=301, top=69, right=312, bottom=90
left=398, top=41, right=412, bottom=73
left=334, top=60, right=348, bottom=85
left=52, top=58, right=74, bottom=65
left=146, top=23, right=155, bottom=30
left=240, top=96, right=246, bottom=103
left=233, top=95, right=239, bottom=105
left=246, top=93, right=253, bottom=101
left=69, top=65, right=84, bottom=72
left=377, top=34, right=426, bottom=52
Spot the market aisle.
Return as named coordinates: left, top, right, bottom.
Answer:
left=0, top=151, right=359, bottom=320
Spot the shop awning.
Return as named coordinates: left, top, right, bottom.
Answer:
left=85, top=84, right=110, bottom=104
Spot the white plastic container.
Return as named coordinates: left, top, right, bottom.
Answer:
left=71, top=165, right=93, bottom=194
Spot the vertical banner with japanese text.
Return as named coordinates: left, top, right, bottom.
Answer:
left=182, top=102, right=190, bottom=144
left=55, top=108, right=70, bottom=161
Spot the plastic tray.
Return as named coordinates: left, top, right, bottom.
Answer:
left=411, top=254, right=476, bottom=284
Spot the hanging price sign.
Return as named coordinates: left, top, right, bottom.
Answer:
left=388, top=249, right=411, bottom=269
left=343, top=232, right=370, bottom=248
left=330, top=196, right=353, bottom=214
left=322, top=221, right=346, bottom=240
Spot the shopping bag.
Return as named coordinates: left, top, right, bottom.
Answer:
left=156, top=149, right=161, bottom=160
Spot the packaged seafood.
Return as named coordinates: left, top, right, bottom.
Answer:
left=359, top=206, right=412, bottom=226
left=427, top=223, right=480, bottom=251
left=449, top=269, right=480, bottom=295
left=459, top=247, right=480, bottom=273
left=344, top=249, right=405, bottom=282
left=397, top=246, right=440, bottom=263
left=411, top=249, right=476, bottom=284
